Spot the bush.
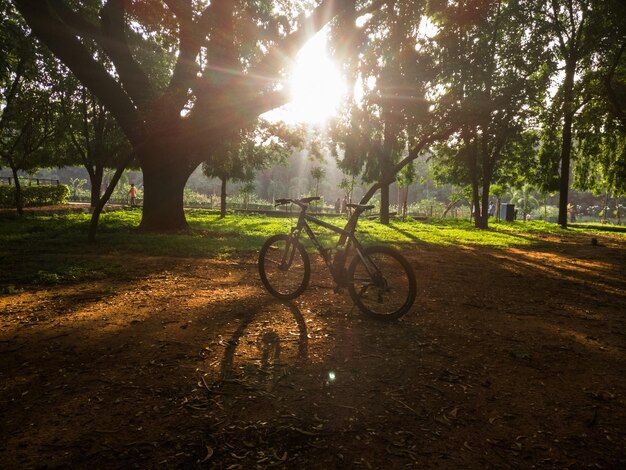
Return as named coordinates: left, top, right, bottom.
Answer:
left=0, top=184, right=70, bottom=208
left=0, top=185, right=13, bottom=207
left=184, top=188, right=211, bottom=206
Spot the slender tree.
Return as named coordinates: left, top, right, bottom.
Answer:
left=56, top=77, right=132, bottom=207
left=310, top=165, right=326, bottom=209
left=203, top=120, right=302, bottom=218
left=0, top=4, right=62, bottom=213
left=428, top=0, right=551, bottom=229
left=542, top=0, right=595, bottom=227
left=330, top=0, right=435, bottom=224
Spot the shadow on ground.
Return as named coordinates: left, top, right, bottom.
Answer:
left=1, top=235, right=625, bottom=468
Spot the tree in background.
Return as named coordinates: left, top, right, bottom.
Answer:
left=396, top=161, right=416, bottom=220
left=510, top=184, right=538, bottom=222
left=330, top=0, right=436, bottom=224
left=429, top=0, right=551, bottom=229
left=488, top=184, right=506, bottom=221
left=540, top=0, right=626, bottom=227
left=541, top=0, right=590, bottom=227
left=574, top=121, right=626, bottom=224
left=339, top=175, right=356, bottom=204
left=310, top=165, right=326, bottom=209
left=56, top=75, right=132, bottom=207
left=570, top=8, right=626, bottom=224
left=238, top=180, right=255, bottom=211
left=203, top=120, right=302, bottom=218
left=0, top=4, right=62, bottom=214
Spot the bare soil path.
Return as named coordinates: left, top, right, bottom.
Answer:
left=1, top=233, right=625, bottom=468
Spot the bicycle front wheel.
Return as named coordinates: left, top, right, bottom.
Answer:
left=348, top=245, right=416, bottom=321
left=258, top=234, right=310, bottom=300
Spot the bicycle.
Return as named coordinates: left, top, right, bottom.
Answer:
left=258, top=196, right=416, bottom=321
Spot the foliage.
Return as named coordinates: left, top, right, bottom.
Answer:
left=0, top=183, right=69, bottom=207
left=55, top=73, right=132, bottom=206
left=329, top=0, right=435, bottom=222
left=509, top=184, right=539, bottom=221
left=428, top=0, right=552, bottom=229
left=310, top=165, right=326, bottom=199
left=536, top=0, right=626, bottom=226
left=204, top=120, right=304, bottom=183
left=405, top=197, right=447, bottom=218
left=183, top=188, right=211, bottom=207
left=10, top=0, right=350, bottom=230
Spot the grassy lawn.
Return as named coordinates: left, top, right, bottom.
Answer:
left=1, top=208, right=624, bottom=292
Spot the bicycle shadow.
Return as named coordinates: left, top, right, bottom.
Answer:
left=217, top=300, right=308, bottom=391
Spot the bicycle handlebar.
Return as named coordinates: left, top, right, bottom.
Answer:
left=274, top=196, right=320, bottom=208
left=274, top=198, right=374, bottom=218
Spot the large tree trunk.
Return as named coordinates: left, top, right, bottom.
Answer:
left=139, top=159, right=195, bottom=231
left=558, top=59, right=576, bottom=228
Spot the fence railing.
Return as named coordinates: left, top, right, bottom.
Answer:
left=0, top=177, right=60, bottom=186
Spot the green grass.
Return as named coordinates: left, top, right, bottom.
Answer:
left=1, top=208, right=624, bottom=291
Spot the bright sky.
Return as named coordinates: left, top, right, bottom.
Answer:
left=264, top=30, right=347, bottom=125
left=264, top=16, right=438, bottom=126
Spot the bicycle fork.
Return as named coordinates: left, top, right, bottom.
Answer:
left=280, top=235, right=299, bottom=271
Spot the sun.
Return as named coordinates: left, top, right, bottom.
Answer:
left=286, top=31, right=347, bottom=124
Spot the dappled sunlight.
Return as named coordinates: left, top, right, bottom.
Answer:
left=2, top=209, right=626, bottom=468
left=0, top=261, right=260, bottom=339
left=377, top=219, right=542, bottom=247
left=540, top=323, right=625, bottom=359
left=505, top=248, right=626, bottom=297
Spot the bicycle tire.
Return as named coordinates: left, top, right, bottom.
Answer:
left=258, top=234, right=310, bottom=300
left=347, top=245, right=416, bottom=321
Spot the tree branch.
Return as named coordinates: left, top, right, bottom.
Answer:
left=164, top=0, right=200, bottom=110
left=99, top=0, right=154, bottom=108
left=604, top=41, right=626, bottom=129
left=359, top=127, right=457, bottom=205
left=249, top=0, right=355, bottom=80
left=88, top=150, right=135, bottom=243
left=13, top=0, right=142, bottom=144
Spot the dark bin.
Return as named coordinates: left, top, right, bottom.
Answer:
left=500, top=203, right=515, bottom=221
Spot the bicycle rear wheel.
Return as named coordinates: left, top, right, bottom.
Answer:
left=348, top=245, right=416, bottom=321
left=259, top=234, right=310, bottom=300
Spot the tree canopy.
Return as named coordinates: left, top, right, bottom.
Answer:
left=4, top=0, right=626, bottom=230
left=10, top=0, right=354, bottom=230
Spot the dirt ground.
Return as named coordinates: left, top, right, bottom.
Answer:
left=1, top=231, right=625, bottom=468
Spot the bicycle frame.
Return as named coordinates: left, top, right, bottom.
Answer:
left=285, top=206, right=378, bottom=288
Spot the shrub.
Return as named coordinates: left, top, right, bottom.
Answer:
left=0, top=185, right=13, bottom=206
left=0, top=184, right=70, bottom=208
left=184, top=188, right=211, bottom=206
